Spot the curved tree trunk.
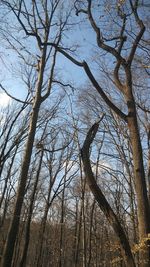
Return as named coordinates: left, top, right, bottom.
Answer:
left=81, top=119, right=136, bottom=267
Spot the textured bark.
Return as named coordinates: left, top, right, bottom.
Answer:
left=81, top=120, right=136, bottom=267
left=128, top=117, right=150, bottom=267
left=125, top=76, right=150, bottom=266
left=148, top=124, right=150, bottom=204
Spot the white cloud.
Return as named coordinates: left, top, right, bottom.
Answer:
left=0, top=92, right=11, bottom=107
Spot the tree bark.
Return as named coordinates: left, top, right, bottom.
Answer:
left=125, top=77, right=150, bottom=266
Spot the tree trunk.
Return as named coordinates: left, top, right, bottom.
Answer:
left=19, top=150, right=43, bottom=267
left=126, top=91, right=150, bottom=267
left=59, top=175, right=66, bottom=267
left=1, top=101, right=40, bottom=267
left=81, top=120, right=136, bottom=267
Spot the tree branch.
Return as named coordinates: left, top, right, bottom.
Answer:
left=0, top=84, right=32, bottom=105
left=82, top=61, right=127, bottom=122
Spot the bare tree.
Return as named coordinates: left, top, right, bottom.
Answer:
left=0, top=1, right=73, bottom=266
left=43, top=1, right=150, bottom=266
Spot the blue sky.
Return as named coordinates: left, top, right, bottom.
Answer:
left=0, top=0, right=149, bottom=110
left=0, top=13, right=95, bottom=103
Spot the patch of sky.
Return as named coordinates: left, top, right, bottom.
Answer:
left=0, top=92, right=11, bottom=108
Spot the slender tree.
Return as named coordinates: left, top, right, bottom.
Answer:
left=0, top=1, right=72, bottom=266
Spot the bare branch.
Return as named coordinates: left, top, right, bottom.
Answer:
left=82, top=61, right=127, bottom=122
left=0, top=84, right=32, bottom=105
left=87, top=0, right=126, bottom=65
left=127, top=0, right=145, bottom=65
